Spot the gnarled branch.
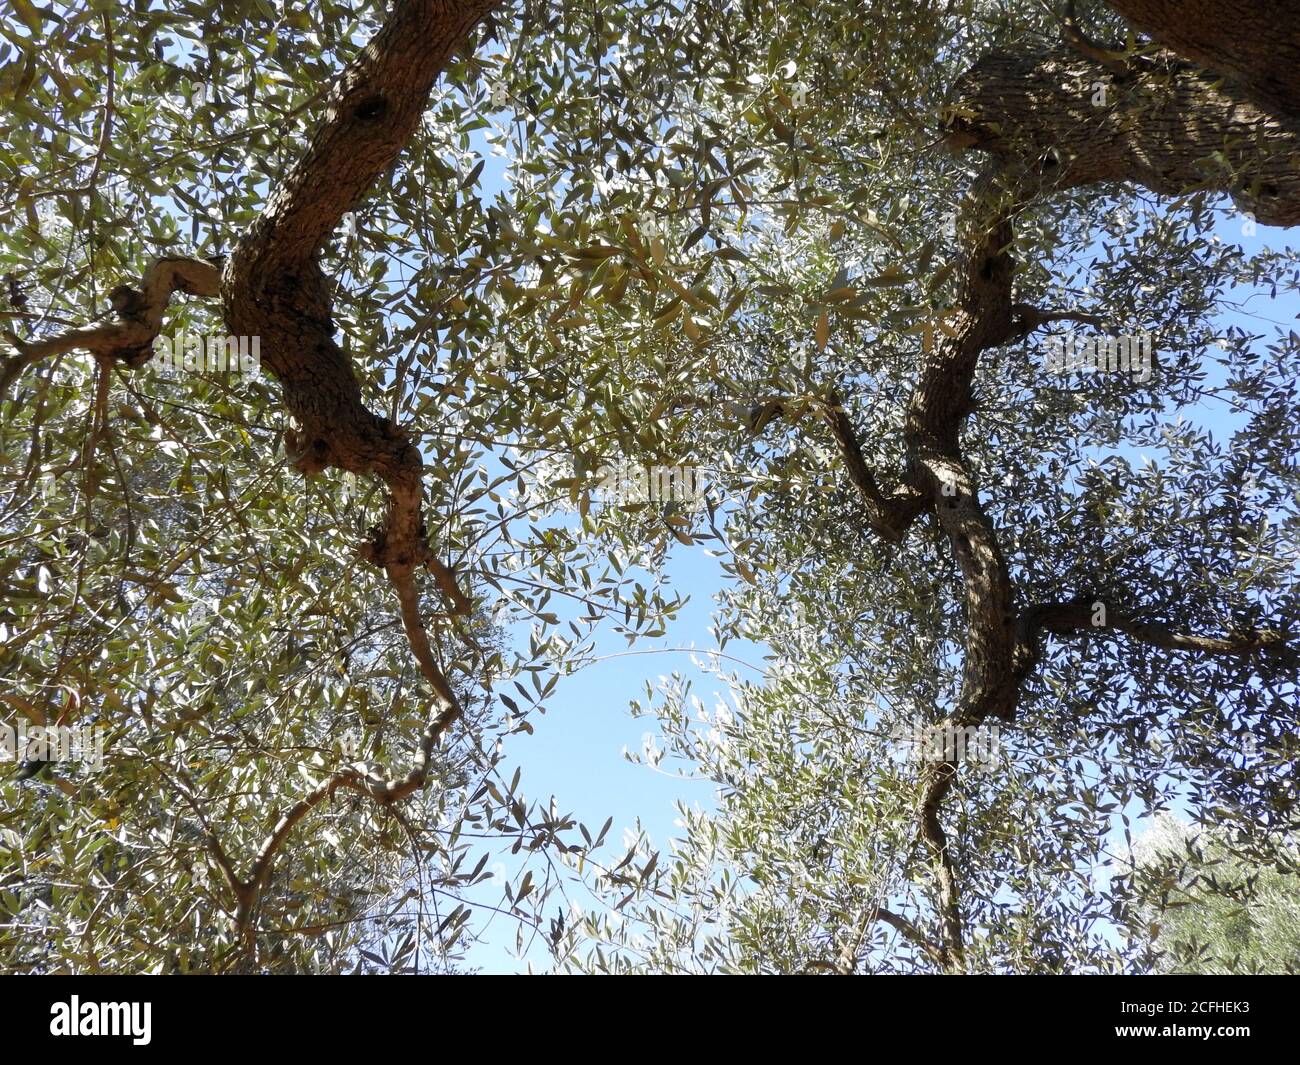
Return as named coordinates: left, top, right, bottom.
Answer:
left=216, top=0, right=499, bottom=948
left=1, top=257, right=221, bottom=393
left=947, top=46, right=1300, bottom=226
left=821, top=396, right=929, bottom=542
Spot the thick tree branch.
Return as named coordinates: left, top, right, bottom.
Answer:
left=947, top=46, right=1300, bottom=227
left=1105, top=0, right=1300, bottom=122
left=6, top=2, right=499, bottom=953
left=897, top=6, right=1300, bottom=974
left=890, top=172, right=1029, bottom=972
left=238, top=1, right=499, bottom=275
left=906, top=174, right=1025, bottom=727
left=225, top=0, right=499, bottom=580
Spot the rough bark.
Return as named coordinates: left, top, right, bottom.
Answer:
left=1105, top=0, right=1300, bottom=122
left=10, top=0, right=1299, bottom=974
left=216, top=0, right=499, bottom=945
left=225, top=0, right=498, bottom=577
left=901, top=172, right=1027, bottom=971
left=946, top=46, right=1300, bottom=227
left=0, top=257, right=221, bottom=391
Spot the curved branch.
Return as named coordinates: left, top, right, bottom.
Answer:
left=1, top=257, right=220, bottom=393
left=822, top=397, right=928, bottom=542
left=873, top=907, right=950, bottom=968
left=239, top=0, right=500, bottom=275
left=839, top=905, right=950, bottom=973
left=235, top=570, right=463, bottom=941
left=225, top=0, right=499, bottom=579
left=1005, top=302, right=1104, bottom=343
left=901, top=21, right=1300, bottom=964
left=889, top=172, right=1027, bottom=972
left=239, top=736, right=453, bottom=926
left=1061, top=1, right=1132, bottom=77
left=671, top=390, right=927, bottom=542
left=217, top=0, right=497, bottom=950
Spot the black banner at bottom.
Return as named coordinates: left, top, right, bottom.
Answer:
left=0, top=973, right=1287, bottom=1051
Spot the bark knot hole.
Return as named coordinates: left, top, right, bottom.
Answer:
left=356, top=95, right=389, bottom=122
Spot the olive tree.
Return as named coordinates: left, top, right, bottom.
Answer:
left=2, top=0, right=1297, bottom=973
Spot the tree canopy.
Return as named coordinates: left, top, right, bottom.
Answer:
left=1, top=0, right=1298, bottom=974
